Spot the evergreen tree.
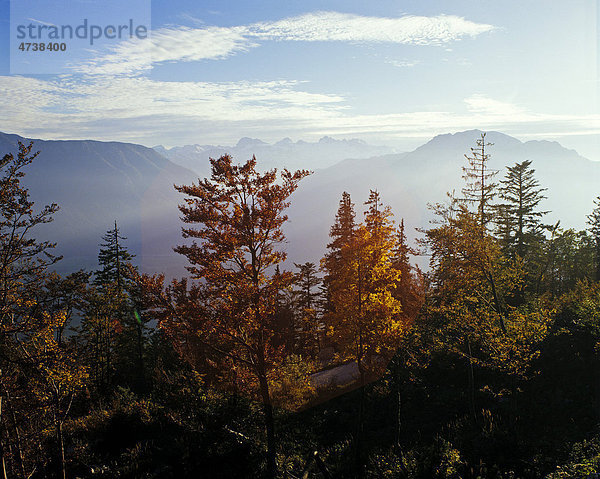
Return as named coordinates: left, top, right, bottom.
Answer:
left=391, top=219, right=424, bottom=322
left=293, top=262, right=322, bottom=355
left=94, top=221, right=135, bottom=292
left=325, top=191, right=356, bottom=261
left=84, top=222, right=147, bottom=394
left=496, top=159, right=547, bottom=258
left=587, top=196, right=600, bottom=281
left=321, top=191, right=356, bottom=317
left=461, top=132, right=498, bottom=230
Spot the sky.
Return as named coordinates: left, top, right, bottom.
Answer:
left=0, top=0, right=599, bottom=159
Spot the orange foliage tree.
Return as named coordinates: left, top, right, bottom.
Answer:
left=138, top=155, right=309, bottom=478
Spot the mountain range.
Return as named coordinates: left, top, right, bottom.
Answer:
left=0, top=130, right=597, bottom=277
left=0, top=132, right=196, bottom=277
left=283, top=130, right=600, bottom=267
left=153, top=136, right=396, bottom=176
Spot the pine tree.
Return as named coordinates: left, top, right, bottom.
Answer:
left=461, top=132, right=498, bottom=230
left=325, top=191, right=356, bottom=261
left=293, top=262, right=322, bottom=355
left=84, top=222, right=147, bottom=394
left=496, top=160, right=547, bottom=258
left=321, top=191, right=356, bottom=318
left=94, top=221, right=135, bottom=292
left=587, top=197, right=600, bottom=281
left=391, top=219, right=424, bottom=322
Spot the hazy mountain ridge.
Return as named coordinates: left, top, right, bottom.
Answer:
left=0, top=132, right=197, bottom=277
left=154, top=136, right=397, bottom=175
left=283, top=130, right=600, bottom=266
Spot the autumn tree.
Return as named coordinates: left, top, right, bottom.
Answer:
left=146, top=155, right=308, bottom=478
left=422, top=140, right=557, bottom=427
left=323, top=190, right=406, bottom=377
left=0, top=142, right=87, bottom=479
left=322, top=190, right=404, bottom=474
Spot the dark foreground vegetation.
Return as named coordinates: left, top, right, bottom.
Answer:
left=2, top=134, right=600, bottom=478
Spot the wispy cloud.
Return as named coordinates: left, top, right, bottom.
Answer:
left=250, top=12, right=494, bottom=44
left=386, top=59, right=422, bottom=68
left=26, top=18, right=57, bottom=27
left=72, top=26, right=254, bottom=75
left=464, top=94, right=524, bottom=116
left=74, top=12, right=496, bottom=75
left=1, top=75, right=598, bottom=148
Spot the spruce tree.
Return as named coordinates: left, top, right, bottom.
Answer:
left=293, top=262, right=322, bottom=354
left=94, top=221, right=135, bottom=292
left=85, top=222, right=147, bottom=394
left=496, top=159, right=547, bottom=258
left=587, top=196, right=600, bottom=281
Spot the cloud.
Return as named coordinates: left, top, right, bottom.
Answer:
left=73, top=12, right=495, bottom=75
left=26, top=18, right=58, bottom=27
left=73, top=26, right=254, bottom=75
left=465, top=94, right=524, bottom=116
left=250, top=12, right=494, bottom=44
left=386, top=59, right=422, bottom=68
left=1, top=75, right=598, bottom=149
left=0, top=75, right=347, bottom=142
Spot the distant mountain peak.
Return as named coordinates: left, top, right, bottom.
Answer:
left=236, top=137, right=267, bottom=148
left=420, top=130, right=523, bottom=153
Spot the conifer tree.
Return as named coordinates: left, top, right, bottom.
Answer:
left=94, top=221, right=135, bottom=292
left=496, top=160, right=547, bottom=258
left=84, top=222, right=147, bottom=394
left=391, top=219, right=424, bottom=322
left=324, top=191, right=356, bottom=262
left=461, top=132, right=497, bottom=230
left=587, top=196, right=600, bottom=281
left=293, top=262, right=322, bottom=355
left=321, top=191, right=356, bottom=317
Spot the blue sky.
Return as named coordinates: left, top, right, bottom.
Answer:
left=0, top=0, right=598, bottom=158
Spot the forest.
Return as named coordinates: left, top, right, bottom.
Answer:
left=2, top=133, right=600, bottom=479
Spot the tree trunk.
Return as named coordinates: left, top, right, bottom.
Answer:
left=354, top=366, right=366, bottom=478
left=258, top=369, right=276, bottom=479
left=53, top=391, right=67, bottom=479
left=136, top=320, right=145, bottom=392
left=394, top=361, right=402, bottom=449
left=466, top=338, right=477, bottom=424
left=596, top=240, right=600, bottom=282
left=56, top=418, right=66, bottom=479
left=0, top=396, right=7, bottom=479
